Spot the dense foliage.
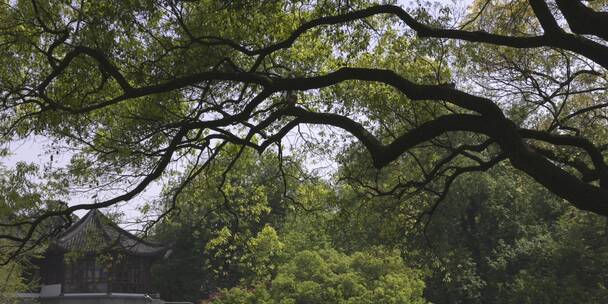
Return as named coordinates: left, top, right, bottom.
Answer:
left=150, top=147, right=299, bottom=300
left=2, top=0, right=608, bottom=302
left=208, top=248, right=426, bottom=304
left=334, top=163, right=608, bottom=303
left=145, top=147, right=608, bottom=303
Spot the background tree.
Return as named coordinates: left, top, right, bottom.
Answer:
left=149, top=146, right=303, bottom=301
left=0, top=163, right=63, bottom=302
left=207, top=248, right=427, bottom=304
left=331, top=157, right=608, bottom=303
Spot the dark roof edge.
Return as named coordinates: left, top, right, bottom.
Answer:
left=56, top=209, right=167, bottom=256
left=97, top=211, right=166, bottom=249
left=57, top=209, right=97, bottom=239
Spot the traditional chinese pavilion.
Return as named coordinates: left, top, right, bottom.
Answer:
left=21, top=209, right=169, bottom=304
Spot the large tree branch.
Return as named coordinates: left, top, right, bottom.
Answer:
left=555, top=0, right=608, bottom=40
left=531, top=144, right=598, bottom=182
left=519, top=128, right=607, bottom=181
left=254, top=3, right=608, bottom=69
left=38, top=66, right=504, bottom=118
left=527, top=0, right=562, bottom=34
left=33, top=60, right=608, bottom=217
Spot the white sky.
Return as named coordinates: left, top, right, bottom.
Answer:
left=3, top=136, right=159, bottom=224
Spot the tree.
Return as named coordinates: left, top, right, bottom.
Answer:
left=412, top=165, right=608, bottom=303
left=207, top=248, right=427, bottom=304
left=0, top=261, right=29, bottom=304
left=332, top=156, right=608, bottom=303
left=149, top=145, right=302, bottom=302
left=0, top=163, right=52, bottom=302
left=2, top=0, right=608, bottom=261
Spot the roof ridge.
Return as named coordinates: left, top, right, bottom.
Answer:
left=93, top=209, right=164, bottom=247
left=58, top=209, right=96, bottom=240
left=55, top=208, right=167, bottom=256
left=91, top=209, right=115, bottom=245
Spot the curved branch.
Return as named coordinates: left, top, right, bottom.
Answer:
left=37, top=46, right=131, bottom=94
left=519, top=128, right=607, bottom=183
left=555, top=0, right=608, bottom=40
left=285, top=108, right=490, bottom=168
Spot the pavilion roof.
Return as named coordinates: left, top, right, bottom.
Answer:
left=55, top=209, right=166, bottom=257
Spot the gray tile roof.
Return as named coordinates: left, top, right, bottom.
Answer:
left=56, top=209, right=167, bottom=257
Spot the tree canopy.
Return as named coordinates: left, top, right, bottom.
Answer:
left=146, top=149, right=608, bottom=303
left=2, top=0, right=608, bottom=285
left=207, top=248, right=427, bottom=304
